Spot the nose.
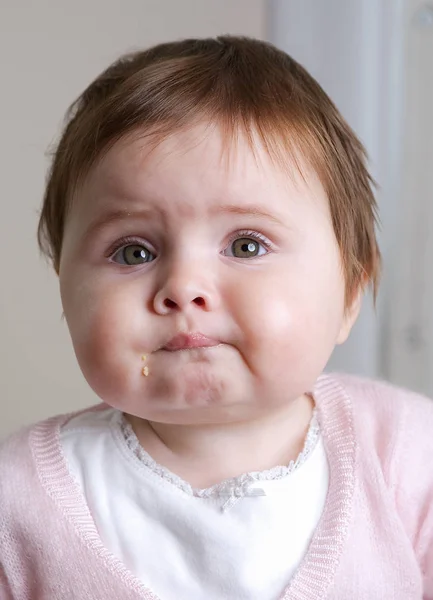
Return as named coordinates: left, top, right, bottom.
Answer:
left=153, top=258, right=219, bottom=315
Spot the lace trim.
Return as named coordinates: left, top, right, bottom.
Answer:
left=119, top=409, right=320, bottom=510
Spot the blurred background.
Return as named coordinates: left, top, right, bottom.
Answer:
left=0, top=0, right=432, bottom=438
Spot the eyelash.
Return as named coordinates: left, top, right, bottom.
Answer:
left=105, top=230, right=274, bottom=261
left=226, top=230, right=274, bottom=253
left=105, top=236, right=152, bottom=259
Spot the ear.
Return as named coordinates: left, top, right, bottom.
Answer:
left=336, top=287, right=362, bottom=345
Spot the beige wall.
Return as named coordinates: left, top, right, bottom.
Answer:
left=0, top=1, right=267, bottom=439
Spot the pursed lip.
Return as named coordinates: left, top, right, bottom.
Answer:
left=162, top=333, right=221, bottom=352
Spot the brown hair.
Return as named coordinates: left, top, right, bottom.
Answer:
left=38, top=35, right=381, bottom=303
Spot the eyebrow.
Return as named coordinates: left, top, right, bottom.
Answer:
left=212, top=204, right=286, bottom=227
left=82, top=203, right=286, bottom=242
left=82, top=208, right=155, bottom=242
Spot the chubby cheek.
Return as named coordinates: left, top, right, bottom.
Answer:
left=233, top=269, right=344, bottom=395
left=61, top=273, right=146, bottom=402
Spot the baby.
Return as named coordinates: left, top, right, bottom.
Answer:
left=1, top=36, right=432, bottom=600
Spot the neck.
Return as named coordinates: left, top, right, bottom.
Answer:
left=127, top=394, right=314, bottom=488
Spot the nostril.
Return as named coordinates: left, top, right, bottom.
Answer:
left=194, top=297, right=205, bottom=307
left=163, top=298, right=177, bottom=309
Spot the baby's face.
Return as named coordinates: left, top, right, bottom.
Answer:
left=60, top=124, right=357, bottom=424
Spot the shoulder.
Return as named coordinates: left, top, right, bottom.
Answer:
left=0, top=404, right=106, bottom=508
left=0, top=426, right=31, bottom=489
left=0, top=420, right=53, bottom=546
left=0, top=423, right=42, bottom=488
left=328, top=374, right=433, bottom=586
left=329, top=372, right=433, bottom=483
left=0, top=418, right=60, bottom=518
left=331, top=371, right=433, bottom=431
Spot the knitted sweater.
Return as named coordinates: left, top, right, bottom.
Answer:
left=1, top=373, right=433, bottom=599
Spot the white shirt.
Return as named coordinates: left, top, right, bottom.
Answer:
left=60, top=407, right=329, bottom=600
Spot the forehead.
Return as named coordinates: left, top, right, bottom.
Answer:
left=74, top=122, right=329, bottom=222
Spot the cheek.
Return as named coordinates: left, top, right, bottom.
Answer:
left=238, top=288, right=305, bottom=359
left=60, top=273, right=146, bottom=386
left=232, top=260, right=345, bottom=376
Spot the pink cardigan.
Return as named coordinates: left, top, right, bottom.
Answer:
left=1, top=373, right=433, bottom=599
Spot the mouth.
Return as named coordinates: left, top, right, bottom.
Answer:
left=162, top=333, right=221, bottom=352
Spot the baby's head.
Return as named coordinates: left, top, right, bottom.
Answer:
left=38, top=36, right=380, bottom=424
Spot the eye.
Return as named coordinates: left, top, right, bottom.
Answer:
left=224, top=234, right=270, bottom=259
left=111, top=244, right=155, bottom=265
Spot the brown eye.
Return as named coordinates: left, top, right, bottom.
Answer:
left=112, top=244, right=154, bottom=265
left=231, top=238, right=261, bottom=258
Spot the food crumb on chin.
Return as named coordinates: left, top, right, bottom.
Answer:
left=142, top=366, right=149, bottom=377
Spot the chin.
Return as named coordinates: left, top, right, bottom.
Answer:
left=141, top=402, right=252, bottom=426
left=153, top=363, right=233, bottom=405
left=123, top=382, right=252, bottom=425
